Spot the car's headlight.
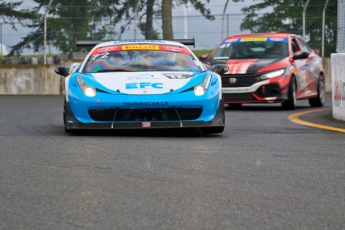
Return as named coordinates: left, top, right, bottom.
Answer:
left=194, top=74, right=211, bottom=96
left=76, top=76, right=96, bottom=97
left=260, top=69, right=285, bottom=79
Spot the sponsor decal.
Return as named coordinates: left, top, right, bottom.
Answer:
left=142, top=122, right=151, bottom=127
left=97, top=46, right=118, bottom=53
left=225, top=38, right=240, bottom=43
left=126, top=82, right=163, bottom=89
left=162, top=73, right=193, bottom=79
left=268, top=38, right=288, bottom=42
left=123, top=102, right=169, bottom=106
left=223, top=87, right=250, bottom=93
left=333, top=80, right=345, bottom=107
left=289, top=66, right=295, bottom=73
left=163, top=46, right=183, bottom=52
left=122, top=45, right=159, bottom=50
left=127, top=74, right=159, bottom=80
left=241, top=37, right=267, bottom=42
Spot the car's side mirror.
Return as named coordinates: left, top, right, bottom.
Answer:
left=292, top=51, right=310, bottom=60
left=198, top=54, right=209, bottom=61
left=211, top=64, right=229, bottom=75
left=54, top=66, right=70, bottom=77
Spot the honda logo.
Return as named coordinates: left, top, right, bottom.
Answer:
left=229, top=78, right=237, bottom=84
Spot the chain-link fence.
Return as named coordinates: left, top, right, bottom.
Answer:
left=0, top=1, right=340, bottom=60
left=0, top=1, right=246, bottom=56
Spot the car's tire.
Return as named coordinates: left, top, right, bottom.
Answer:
left=309, top=74, right=325, bottom=107
left=282, top=76, right=296, bottom=110
left=200, top=127, right=224, bottom=135
left=63, top=108, right=71, bottom=133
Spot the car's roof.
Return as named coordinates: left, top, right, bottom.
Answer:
left=224, top=32, right=298, bottom=40
left=94, top=40, right=190, bottom=49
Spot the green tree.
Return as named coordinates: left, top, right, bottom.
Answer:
left=237, top=0, right=337, bottom=57
left=7, top=0, right=216, bottom=55
left=0, top=0, right=35, bottom=27
left=10, top=0, right=117, bottom=55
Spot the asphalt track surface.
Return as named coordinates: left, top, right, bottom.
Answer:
left=289, top=108, right=345, bottom=133
left=0, top=93, right=345, bottom=230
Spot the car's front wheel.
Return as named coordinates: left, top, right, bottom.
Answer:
left=309, top=74, right=325, bottom=107
left=63, top=100, right=72, bottom=133
left=282, top=76, right=296, bottom=110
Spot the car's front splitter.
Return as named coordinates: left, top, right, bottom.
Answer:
left=65, top=100, right=225, bottom=130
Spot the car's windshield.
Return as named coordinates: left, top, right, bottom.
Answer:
left=212, top=38, right=288, bottom=59
left=83, top=47, right=202, bottom=73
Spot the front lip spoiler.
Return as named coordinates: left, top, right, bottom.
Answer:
left=65, top=100, right=225, bottom=130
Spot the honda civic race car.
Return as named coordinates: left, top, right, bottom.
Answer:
left=54, top=39, right=225, bottom=134
left=199, top=33, right=325, bottom=109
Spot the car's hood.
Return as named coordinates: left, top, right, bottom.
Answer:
left=211, top=58, right=286, bottom=74
left=85, top=71, right=204, bottom=95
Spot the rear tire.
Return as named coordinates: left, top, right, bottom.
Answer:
left=309, top=74, right=325, bottom=107
left=282, top=76, right=296, bottom=110
left=200, top=127, right=224, bottom=135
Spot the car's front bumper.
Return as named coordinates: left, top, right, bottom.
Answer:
left=222, top=77, right=290, bottom=104
left=65, top=99, right=225, bottom=130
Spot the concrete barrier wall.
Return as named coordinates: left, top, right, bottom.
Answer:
left=0, top=58, right=333, bottom=95
left=330, top=54, right=345, bottom=121
left=0, top=64, right=69, bottom=95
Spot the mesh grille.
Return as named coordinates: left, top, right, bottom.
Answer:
left=221, top=74, right=261, bottom=87
left=89, top=108, right=203, bottom=122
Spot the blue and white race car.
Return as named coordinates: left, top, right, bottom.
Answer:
left=54, top=39, right=226, bottom=134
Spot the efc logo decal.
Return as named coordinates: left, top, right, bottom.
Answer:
left=126, top=82, right=163, bottom=89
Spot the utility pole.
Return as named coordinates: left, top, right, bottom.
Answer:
left=322, top=0, right=330, bottom=57
left=44, top=0, right=54, bottom=65
left=303, top=0, right=311, bottom=40
left=0, top=23, right=2, bottom=56
left=134, top=0, right=140, bottom=39
left=221, top=0, right=230, bottom=40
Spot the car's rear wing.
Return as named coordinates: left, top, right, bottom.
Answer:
left=76, top=38, right=195, bottom=47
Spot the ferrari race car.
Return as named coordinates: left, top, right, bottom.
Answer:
left=54, top=39, right=225, bottom=134
left=199, top=32, right=325, bottom=110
